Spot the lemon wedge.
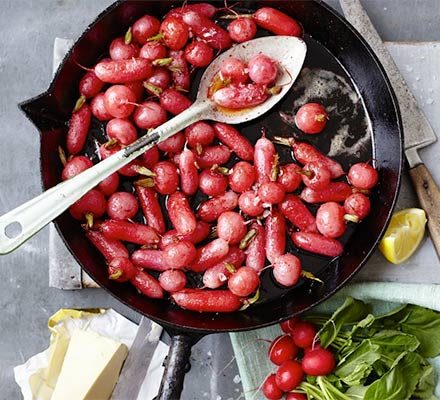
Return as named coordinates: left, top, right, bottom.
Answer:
left=379, top=208, right=427, bottom=264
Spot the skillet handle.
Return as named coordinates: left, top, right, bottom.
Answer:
left=409, top=163, right=440, bottom=259
left=158, top=333, right=202, bottom=400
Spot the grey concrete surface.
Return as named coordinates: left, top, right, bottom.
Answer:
left=0, top=1, right=439, bottom=399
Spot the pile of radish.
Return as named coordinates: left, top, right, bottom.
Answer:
left=61, top=3, right=378, bottom=313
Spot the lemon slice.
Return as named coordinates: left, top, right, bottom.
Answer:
left=379, top=208, right=427, bottom=264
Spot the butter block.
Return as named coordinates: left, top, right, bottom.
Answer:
left=51, top=329, right=128, bottom=400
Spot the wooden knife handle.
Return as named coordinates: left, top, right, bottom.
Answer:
left=409, top=163, right=440, bottom=258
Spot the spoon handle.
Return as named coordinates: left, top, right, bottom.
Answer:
left=0, top=101, right=209, bottom=254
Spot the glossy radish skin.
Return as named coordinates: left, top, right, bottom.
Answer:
left=108, top=257, right=138, bottom=282
left=132, top=15, right=161, bottom=45
left=163, top=240, right=197, bottom=268
left=291, top=322, right=317, bottom=348
left=85, top=230, right=129, bottom=261
left=279, top=194, right=317, bottom=232
left=167, top=3, right=217, bottom=19
left=133, top=101, right=167, bottom=129
left=229, top=161, right=255, bottom=193
left=277, top=163, right=302, bottom=192
left=109, top=37, right=139, bottom=60
left=159, top=270, right=187, bottom=292
left=70, top=189, right=106, bottom=220
left=213, top=122, right=254, bottom=161
left=301, top=182, right=352, bottom=204
left=172, top=289, right=241, bottom=312
left=316, top=202, right=346, bottom=238
left=228, top=266, right=259, bottom=297
left=238, top=191, right=264, bottom=217
left=286, top=393, right=307, bottom=400
left=106, top=118, right=138, bottom=145
left=151, top=161, right=179, bottom=195
left=98, top=173, right=120, bottom=196
left=227, top=17, right=257, bottom=43
left=258, top=182, right=285, bottom=205
left=160, top=88, right=192, bottom=115
left=139, top=41, right=168, bottom=61
left=182, top=11, right=232, bottom=50
left=265, top=211, right=286, bottom=264
left=159, top=221, right=211, bottom=250
left=213, top=83, right=269, bottom=109
left=295, top=103, right=328, bottom=134
left=189, top=238, right=229, bottom=272
left=245, top=223, right=266, bottom=272
left=197, top=191, right=238, bottom=222
left=262, top=374, right=284, bottom=400
left=255, top=137, right=276, bottom=184
left=79, top=71, right=104, bottom=98
left=160, top=16, right=189, bottom=50
left=104, top=85, right=136, bottom=118
left=291, top=231, right=344, bottom=258
left=275, top=360, right=304, bottom=391
left=184, top=41, right=214, bottom=67
left=301, top=161, right=331, bottom=190
left=107, top=192, right=138, bottom=220
left=302, top=348, right=336, bottom=376
left=144, top=67, right=171, bottom=94
left=61, top=156, right=93, bottom=180
left=91, top=93, right=113, bottom=121
left=217, top=211, right=247, bottom=245
left=253, top=7, right=302, bottom=37
left=344, top=193, right=371, bottom=220
left=66, top=104, right=92, bottom=155
left=135, top=185, right=166, bottom=234
left=280, top=317, right=299, bottom=334
left=126, top=80, right=144, bottom=102
left=199, top=169, right=228, bottom=197
left=169, top=50, right=191, bottom=91
left=157, top=132, right=185, bottom=154
left=167, top=192, right=197, bottom=235
left=248, top=54, right=278, bottom=85
left=179, top=149, right=199, bottom=195
left=131, top=249, right=171, bottom=271
left=95, top=58, right=153, bottom=83
left=99, top=219, right=159, bottom=245
left=131, top=271, right=164, bottom=299
left=269, top=335, right=298, bottom=365
left=348, top=162, right=379, bottom=190
left=273, top=254, right=302, bottom=287
left=203, top=247, right=246, bottom=289
left=196, top=145, right=231, bottom=169
left=141, top=145, right=161, bottom=170
left=185, top=121, right=216, bottom=149
left=219, top=57, right=248, bottom=84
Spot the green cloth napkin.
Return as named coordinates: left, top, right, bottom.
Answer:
left=230, top=282, right=440, bottom=399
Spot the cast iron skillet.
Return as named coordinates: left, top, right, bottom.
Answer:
left=19, top=1, right=403, bottom=398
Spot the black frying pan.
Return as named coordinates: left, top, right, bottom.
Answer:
left=19, top=1, right=402, bottom=398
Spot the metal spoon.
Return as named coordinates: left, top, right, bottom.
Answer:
left=0, top=35, right=306, bottom=254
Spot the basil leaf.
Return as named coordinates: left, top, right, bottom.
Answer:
left=345, top=385, right=368, bottom=399
left=414, top=364, right=438, bottom=399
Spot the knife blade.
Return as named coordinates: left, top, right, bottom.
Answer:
left=112, top=317, right=163, bottom=400
left=339, top=0, right=440, bottom=258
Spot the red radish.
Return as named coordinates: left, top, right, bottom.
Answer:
left=301, top=182, right=352, bottom=204
left=85, top=230, right=129, bottom=261
left=126, top=80, right=144, bottom=102
left=167, top=3, right=217, bottom=19
left=104, top=85, right=136, bottom=118
left=197, top=191, right=238, bottom=222
left=279, top=194, right=317, bottom=232
left=69, top=189, right=106, bottom=221
left=212, top=122, right=254, bottom=161
left=106, top=118, right=138, bottom=145
left=141, top=145, right=161, bottom=170
left=301, top=161, right=331, bottom=190
left=109, top=37, right=139, bottom=60
left=144, top=67, right=172, bottom=95
left=79, top=70, right=104, bottom=98
left=107, top=192, right=138, bottom=220
left=245, top=223, right=266, bottom=272
left=228, top=266, right=260, bottom=297
left=150, top=161, right=179, bottom=195
left=344, top=193, right=371, bottom=220
left=160, top=88, right=192, bottom=115
left=108, top=257, right=138, bottom=282
left=302, top=347, right=336, bottom=376
left=131, top=271, right=164, bottom=298
left=189, top=238, right=229, bottom=272
left=280, top=317, right=299, bottom=333
left=277, top=163, right=302, bottom=192
left=185, top=121, right=216, bottom=149
left=131, top=249, right=171, bottom=271
left=163, top=240, right=197, bottom=268
left=133, top=101, right=167, bottom=129
left=61, top=156, right=93, bottom=180
left=217, top=212, right=247, bottom=245
left=291, top=322, right=317, bottom=348
left=213, top=83, right=269, bottom=109
left=295, top=103, right=328, bottom=134
left=348, top=162, right=379, bottom=190
left=98, top=219, right=159, bottom=245
left=238, top=190, right=264, bottom=217
left=196, top=145, right=231, bottom=169
left=160, top=221, right=211, bottom=249
left=91, top=93, right=113, bottom=121
left=248, top=54, right=278, bottom=85
left=255, top=136, right=276, bottom=184
left=167, top=192, right=197, bottom=235
left=98, top=173, right=120, bottom=196
left=169, top=50, right=190, bottom=91
left=135, top=185, right=165, bottom=233
left=171, top=289, right=241, bottom=312
left=258, top=182, right=286, bottom=205
left=291, top=231, right=344, bottom=258
left=66, top=103, right=91, bottom=155
left=179, top=149, right=199, bottom=196
left=286, top=393, right=307, bottom=400
left=159, top=270, right=187, bottom=292
left=229, top=161, right=256, bottom=193
left=157, top=132, right=185, bottom=154
left=265, top=211, right=286, bottom=264
left=316, top=202, right=346, bottom=238
left=262, top=374, right=284, bottom=400
left=132, top=15, right=161, bottom=45
left=253, top=7, right=302, bottom=37
left=219, top=57, right=248, bottom=84
left=227, top=17, right=257, bottom=43
left=139, top=41, right=168, bottom=61
left=199, top=169, right=228, bottom=197
left=184, top=41, right=214, bottom=67
left=159, top=16, right=189, bottom=50
left=269, top=334, right=298, bottom=365
left=95, top=58, right=154, bottom=83
left=275, top=360, right=304, bottom=391
left=273, top=254, right=302, bottom=287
